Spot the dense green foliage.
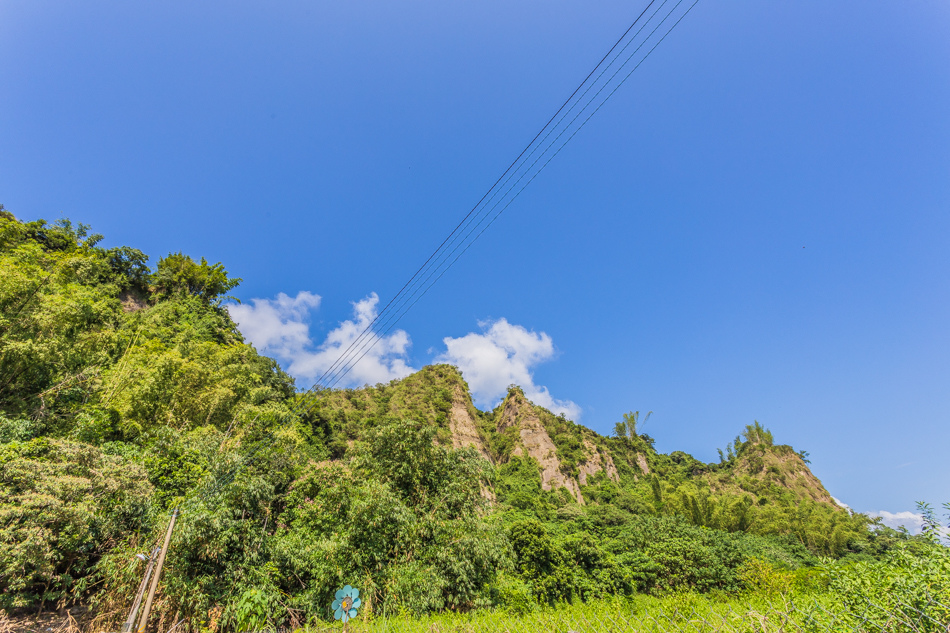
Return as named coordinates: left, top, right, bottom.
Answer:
left=0, top=209, right=947, bottom=631
left=0, top=437, right=152, bottom=610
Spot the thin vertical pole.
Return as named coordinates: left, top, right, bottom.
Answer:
left=122, top=546, right=160, bottom=633
left=136, top=508, right=179, bottom=633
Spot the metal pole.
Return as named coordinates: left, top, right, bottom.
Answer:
left=121, top=546, right=161, bottom=633
left=136, top=508, right=179, bottom=633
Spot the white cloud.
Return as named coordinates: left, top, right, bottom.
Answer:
left=866, top=510, right=950, bottom=543
left=230, top=294, right=578, bottom=417
left=868, top=510, right=926, bottom=533
left=435, top=318, right=581, bottom=419
left=229, top=291, right=322, bottom=360
left=832, top=497, right=852, bottom=514
left=228, top=292, right=415, bottom=388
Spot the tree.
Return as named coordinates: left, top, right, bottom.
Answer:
left=0, top=438, right=153, bottom=611
left=614, top=410, right=651, bottom=443
left=273, top=419, right=507, bottom=618
left=741, top=421, right=773, bottom=447
left=105, top=246, right=150, bottom=290
left=152, top=253, right=241, bottom=305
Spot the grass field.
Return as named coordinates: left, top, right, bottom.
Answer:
left=3, top=590, right=945, bottom=632
left=299, top=591, right=948, bottom=633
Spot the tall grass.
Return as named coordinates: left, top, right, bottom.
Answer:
left=298, top=590, right=948, bottom=633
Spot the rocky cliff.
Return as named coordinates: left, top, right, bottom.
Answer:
left=306, top=364, right=843, bottom=513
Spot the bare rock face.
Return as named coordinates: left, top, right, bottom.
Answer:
left=119, top=289, right=147, bottom=313
left=636, top=453, right=651, bottom=475
left=498, top=391, right=584, bottom=502
left=448, top=384, right=491, bottom=462
left=496, top=391, right=628, bottom=505
left=578, top=439, right=620, bottom=486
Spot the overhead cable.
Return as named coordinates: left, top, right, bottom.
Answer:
left=314, top=0, right=700, bottom=392
left=196, top=0, right=702, bottom=504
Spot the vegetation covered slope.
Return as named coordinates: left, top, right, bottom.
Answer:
left=0, top=209, right=944, bottom=630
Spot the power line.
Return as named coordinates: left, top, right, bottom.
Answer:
left=202, top=0, right=690, bottom=451
left=315, top=0, right=700, bottom=392
left=243, top=0, right=699, bottom=449
left=308, top=0, right=663, bottom=390
left=188, top=0, right=702, bottom=515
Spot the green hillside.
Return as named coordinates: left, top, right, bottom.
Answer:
left=0, top=209, right=945, bottom=630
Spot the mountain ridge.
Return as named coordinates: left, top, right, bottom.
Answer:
left=305, top=363, right=843, bottom=517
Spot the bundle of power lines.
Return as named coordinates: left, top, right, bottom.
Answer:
left=221, top=0, right=701, bottom=505
left=318, top=0, right=698, bottom=393
left=195, top=0, right=700, bottom=506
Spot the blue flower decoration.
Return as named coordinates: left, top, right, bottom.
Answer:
left=331, top=585, right=361, bottom=623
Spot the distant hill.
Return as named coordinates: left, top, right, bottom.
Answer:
left=305, top=363, right=852, bottom=547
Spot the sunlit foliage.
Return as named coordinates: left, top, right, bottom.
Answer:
left=0, top=209, right=946, bottom=629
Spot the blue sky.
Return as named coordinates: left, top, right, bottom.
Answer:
left=2, top=0, right=948, bottom=525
